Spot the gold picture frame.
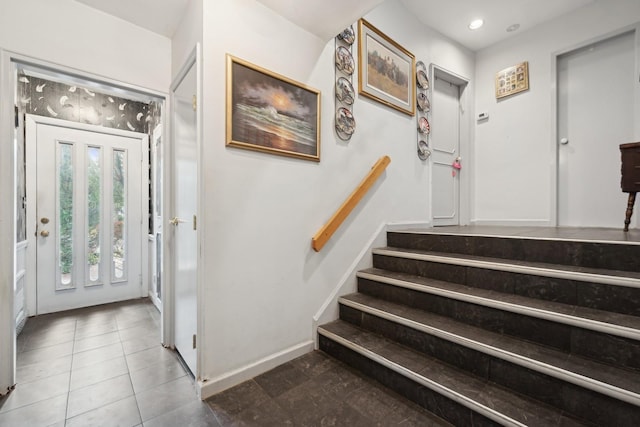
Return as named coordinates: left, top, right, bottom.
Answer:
left=495, top=61, right=529, bottom=99
left=358, top=19, right=416, bottom=116
left=226, top=54, right=321, bottom=162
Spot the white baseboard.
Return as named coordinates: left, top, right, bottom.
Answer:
left=311, top=222, right=388, bottom=349
left=470, top=219, right=553, bottom=227
left=311, top=220, right=432, bottom=349
left=198, top=340, right=314, bottom=399
left=386, top=221, right=432, bottom=231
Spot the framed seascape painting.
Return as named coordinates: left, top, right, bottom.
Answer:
left=358, top=19, right=415, bottom=116
left=226, top=55, right=321, bottom=162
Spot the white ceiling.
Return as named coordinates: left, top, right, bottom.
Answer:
left=74, top=0, right=190, bottom=38
left=399, top=0, right=596, bottom=51
left=253, top=0, right=385, bottom=41
left=73, top=0, right=596, bottom=51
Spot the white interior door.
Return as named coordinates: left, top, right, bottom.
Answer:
left=30, top=118, right=145, bottom=314
left=557, top=31, right=635, bottom=227
left=432, top=76, right=461, bottom=226
left=172, top=60, right=198, bottom=375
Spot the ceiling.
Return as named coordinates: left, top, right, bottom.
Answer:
left=74, top=0, right=190, bottom=38
left=399, top=0, right=596, bottom=51
left=253, top=0, right=385, bottom=42
left=73, top=0, right=596, bottom=51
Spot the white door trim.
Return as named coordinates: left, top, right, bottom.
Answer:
left=0, top=49, right=17, bottom=395
left=167, top=43, right=203, bottom=383
left=550, top=24, right=640, bottom=226
left=429, top=64, right=471, bottom=226
left=149, top=124, right=163, bottom=312
left=25, top=115, right=149, bottom=315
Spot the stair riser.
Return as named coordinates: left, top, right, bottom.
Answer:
left=340, top=304, right=493, bottom=378
left=491, top=358, right=640, bottom=427
left=319, top=334, right=499, bottom=427
left=339, top=304, right=640, bottom=426
left=387, top=232, right=640, bottom=272
left=357, top=278, right=640, bottom=371
left=372, top=254, right=640, bottom=316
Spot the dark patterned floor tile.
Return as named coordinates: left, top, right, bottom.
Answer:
left=344, top=379, right=406, bottom=420
left=289, top=350, right=337, bottom=378
left=206, top=380, right=271, bottom=418
left=254, top=362, right=310, bottom=398
left=217, top=398, right=293, bottom=427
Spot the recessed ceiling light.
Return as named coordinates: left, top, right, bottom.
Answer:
left=506, top=23, right=520, bottom=32
left=468, top=19, right=484, bottom=30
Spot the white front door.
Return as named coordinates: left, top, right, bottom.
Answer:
left=557, top=31, right=635, bottom=227
left=432, top=75, right=461, bottom=226
left=172, top=59, right=198, bottom=375
left=29, top=117, right=145, bottom=314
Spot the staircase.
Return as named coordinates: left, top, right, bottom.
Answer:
left=318, top=228, right=640, bottom=426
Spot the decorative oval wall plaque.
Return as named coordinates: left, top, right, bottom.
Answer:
left=335, top=46, right=355, bottom=75
left=336, top=77, right=355, bottom=105
left=417, top=69, right=430, bottom=90
left=418, top=117, right=430, bottom=134
left=337, top=25, right=356, bottom=45
left=417, top=140, right=431, bottom=160
left=335, top=107, right=356, bottom=135
left=417, top=92, right=430, bottom=112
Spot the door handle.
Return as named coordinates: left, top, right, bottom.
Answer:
left=40, top=230, right=50, bottom=237
left=560, top=138, right=569, bottom=145
left=170, top=217, right=187, bottom=226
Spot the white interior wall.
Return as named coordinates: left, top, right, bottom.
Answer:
left=0, top=0, right=171, bottom=92
left=197, top=0, right=474, bottom=393
left=172, top=0, right=203, bottom=80
left=473, top=0, right=640, bottom=224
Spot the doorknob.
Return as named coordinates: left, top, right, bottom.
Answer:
left=560, top=138, right=569, bottom=145
left=40, top=230, right=50, bottom=237
left=40, top=217, right=49, bottom=224
left=170, top=217, right=186, bottom=226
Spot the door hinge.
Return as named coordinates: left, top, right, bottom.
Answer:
left=192, top=334, right=196, bottom=349
left=193, top=214, right=197, bottom=231
left=14, top=105, right=19, bottom=128
left=192, top=95, right=197, bottom=111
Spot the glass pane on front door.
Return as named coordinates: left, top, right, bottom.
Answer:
left=87, top=146, right=102, bottom=285
left=113, top=149, right=127, bottom=281
left=58, top=142, right=74, bottom=290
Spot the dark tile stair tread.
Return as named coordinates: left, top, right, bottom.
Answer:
left=340, top=291, right=640, bottom=396
left=376, top=247, right=640, bottom=281
left=320, top=320, right=588, bottom=427
left=359, top=267, right=640, bottom=331
left=392, top=227, right=640, bottom=243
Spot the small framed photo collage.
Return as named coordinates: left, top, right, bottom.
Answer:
left=495, top=61, right=529, bottom=99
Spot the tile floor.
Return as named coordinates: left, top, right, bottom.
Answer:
left=207, top=351, right=449, bottom=427
left=1, top=298, right=445, bottom=426
left=0, top=299, right=214, bottom=427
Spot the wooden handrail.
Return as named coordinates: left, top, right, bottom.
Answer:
left=312, top=155, right=391, bottom=252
